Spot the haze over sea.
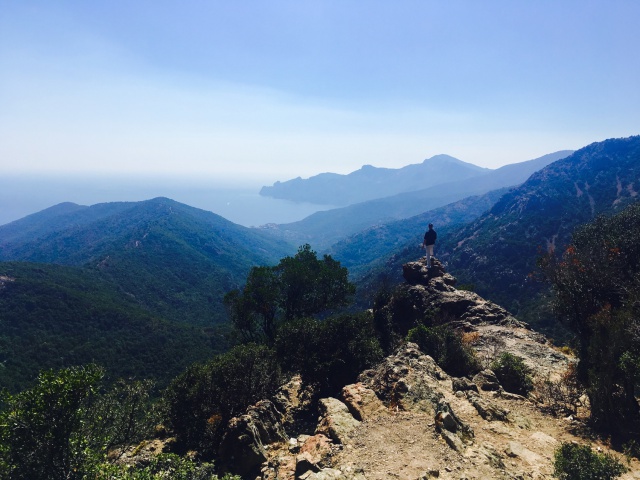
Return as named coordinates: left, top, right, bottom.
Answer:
left=0, top=175, right=336, bottom=228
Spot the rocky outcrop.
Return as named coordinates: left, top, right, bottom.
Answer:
left=340, top=383, right=387, bottom=421
left=315, top=398, right=361, bottom=445
left=218, top=400, right=288, bottom=477
left=358, top=343, right=447, bottom=410
left=393, top=258, right=528, bottom=330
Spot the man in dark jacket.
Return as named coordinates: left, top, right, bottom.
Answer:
left=422, top=223, right=437, bottom=268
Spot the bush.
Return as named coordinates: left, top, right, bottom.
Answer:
left=407, top=324, right=480, bottom=377
left=164, top=344, right=282, bottom=452
left=553, top=442, right=627, bottom=480
left=94, top=453, right=240, bottom=479
left=276, top=312, right=383, bottom=396
left=534, top=364, right=585, bottom=416
left=541, top=202, right=640, bottom=439
left=0, top=364, right=156, bottom=480
left=490, top=352, right=533, bottom=396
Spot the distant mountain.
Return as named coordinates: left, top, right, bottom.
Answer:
left=359, top=136, right=640, bottom=336
left=0, top=262, right=226, bottom=393
left=260, top=155, right=489, bottom=206
left=0, top=197, right=296, bottom=325
left=260, top=151, right=572, bottom=251
left=328, top=187, right=509, bottom=278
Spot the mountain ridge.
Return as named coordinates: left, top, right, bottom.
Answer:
left=259, top=150, right=573, bottom=251
left=0, top=197, right=297, bottom=325
left=259, top=154, right=489, bottom=206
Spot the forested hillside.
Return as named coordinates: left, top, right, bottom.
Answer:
left=359, top=136, right=640, bottom=337
left=0, top=197, right=295, bottom=325
left=0, top=262, right=226, bottom=392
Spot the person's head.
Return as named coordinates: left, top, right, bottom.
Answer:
left=428, top=223, right=433, bottom=230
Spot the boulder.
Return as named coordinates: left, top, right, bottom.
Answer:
left=452, top=377, right=479, bottom=393
left=473, top=370, right=502, bottom=391
left=466, top=391, right=511, bottom=422
left=218, top=400, right=287, bottom=477
left=358, top=343, right=447, bottom=411
left=341, top=383, right=387, bottom=421
left=316, top=398, right=361, bottom=445
left=399, top=259, right=528, bottom=328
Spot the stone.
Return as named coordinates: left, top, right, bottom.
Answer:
left=316, top=397, right=361, bottom=445
left=504, top=441, right=543, bottom=466
left=400, top=260, right=528, bottom=328
left=473, top=370, right=502, bottom=391
left=452, top=377, right=479, bottom=393
left=217, top=400, right=287, bottom=477
left=299, top=434, right=333, bottom=467
left=341, top=383, right=387, bottom=421
left=466, top=391, right=510, bottom=422
left=358, top=343, right=446, bottom=410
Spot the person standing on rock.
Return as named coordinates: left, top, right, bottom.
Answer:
left=422, top=223, right=437, bottom=268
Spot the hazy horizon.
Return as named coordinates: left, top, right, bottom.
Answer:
left=0, top=173, right=345, bottom=228
left=2, top=1, right=639, bottom=183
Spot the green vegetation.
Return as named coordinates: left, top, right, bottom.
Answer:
left=490, top=352, right=533, bottom=396
left=0, top=197, right=294, bottom=326
left=276, top=312, right=383, bottom=396
left=553, top=442, right=627, bottom=480
left=167, top=247, right=383, bottom=453
left=0, top=364, right=156, bottom=479
left=94, top=454, right=239, bottom=480
left=0, top=262, right=226, bottom=393
left=164, top=343, right=283, bottom=452
left=407, top=324, right=480, bottom=377
left=224, top=244, right=355, bottom=343
left=541, top=202, right=640, bottom=441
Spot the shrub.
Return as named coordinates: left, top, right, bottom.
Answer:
left=534, top=364, right=585, bottom=416
left=0, top=364, right=156, bottom=480
left=541, top=202, right=640, bottom=439
left=553, top=442, right=627, bottom=480
left=407, top=324, right=480, bottom=377
left=94, top=453, right=241, bottom=479
left=276, top=312, right=383, bottom=396
left=164, top=344, right=282, bottom=452
left=490, top=352, right=533, bottom=396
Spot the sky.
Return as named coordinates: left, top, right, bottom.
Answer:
left=1, top=1, right=640, bottom=185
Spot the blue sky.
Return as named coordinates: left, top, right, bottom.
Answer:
left=1, top=1, right=639, bottom=184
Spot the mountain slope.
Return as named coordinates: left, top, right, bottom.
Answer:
left=328, top=187, right=509, bottom=278
left=261, top=151, right=572, bottom=250
left=359, top=136, right=640, bottom=335
left=259, top=154, right=489, bottom=206
left=0, top=197, right=296, bottom=325
left=0, top=262, right=225, bottom=393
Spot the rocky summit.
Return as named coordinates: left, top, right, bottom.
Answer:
left=198, top=259, right=640, bottom=479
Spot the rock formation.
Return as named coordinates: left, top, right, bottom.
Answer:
left=217, top=258, right=639, bottom=479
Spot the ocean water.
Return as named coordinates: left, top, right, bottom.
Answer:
left=0, top=175, right=336, bottom=228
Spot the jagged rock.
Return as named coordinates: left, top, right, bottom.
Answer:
left=316, top=398, right=360, bottom=445
left=299, top=434, right=333, bottom=468
left=452, top=377, right=479, bottom=393
left=403, top=258, right=449, bottom=285
left=358, top=343, right=447, bottom=411
left=398, top=259, right=528, bottom=328
left=497, top=390, right=528, bottom=401
left=341, top=383, right=387, bottom=421
left=299, top=468, right=344, bottom=480
left=296, top=452, right=322, bottom=477
left=218, top=400, right=287, bottom=477
left=473, top=369, right=502, bottom=391
left=416, top=469, right=441, bottom=479
left=434, top=399, right=473, bottom=452
left=466, top=391, right=511, bottom=422
left=504, top=441, right=544, bottom=466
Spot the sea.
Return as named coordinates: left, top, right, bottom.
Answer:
left=0, top=174, right=337, bottom=228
